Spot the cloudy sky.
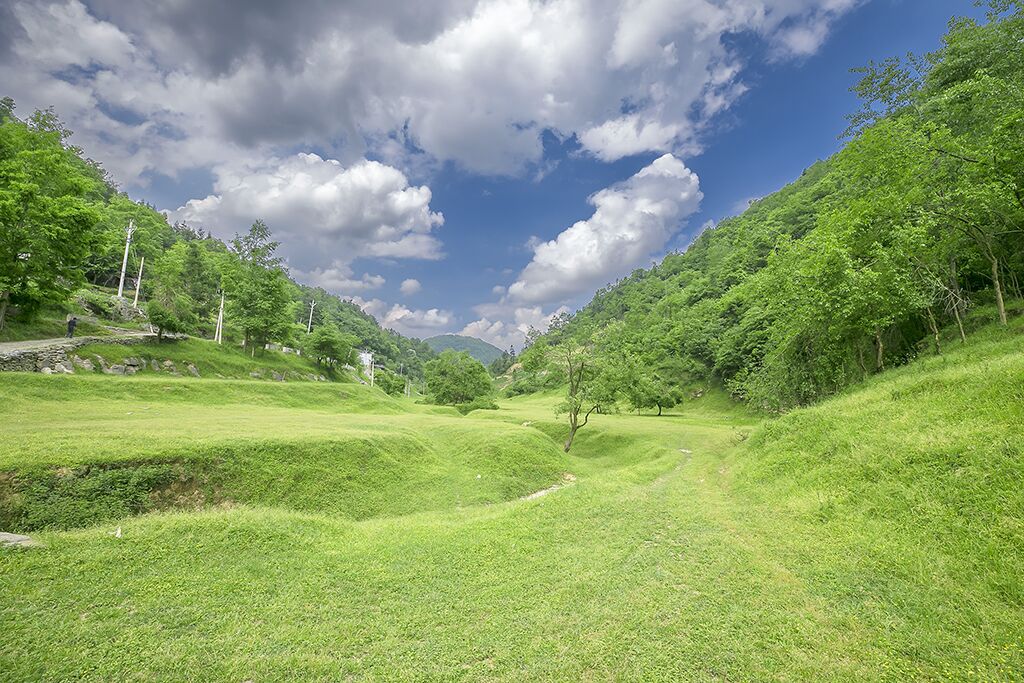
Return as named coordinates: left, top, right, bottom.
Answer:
left=1, top=0, right=977, bottom=347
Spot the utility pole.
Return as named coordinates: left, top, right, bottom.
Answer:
left=306, top=300, right=316, bottom=333
left=116, top=219, right=136, bottom=298
left=370, top=361, right=375, bottom=387
left=131, top=256, right=145, bottom=307
left=214, top=292, right=225, bottom=344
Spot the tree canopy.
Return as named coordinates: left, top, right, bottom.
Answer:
left=423, top=350, right=493, bottom=405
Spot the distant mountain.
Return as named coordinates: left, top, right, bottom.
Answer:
left=424, top=334, right=504, bottom=365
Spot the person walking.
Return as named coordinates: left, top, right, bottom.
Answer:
left=65, top=315, right=78, bottom=338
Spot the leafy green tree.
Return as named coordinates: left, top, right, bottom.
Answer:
left=551, top=335, right=618, bottom=452
left=423, top=350, right=492, bottom=405
left=225, top=221, right=295, bottom=352
left=488, top=345, right=517, bottom=375
left=0, top=106, right=104, bottom=329
left=375, top=367, right=406, bottom=396
left=303, top=324, right=356, bottom=368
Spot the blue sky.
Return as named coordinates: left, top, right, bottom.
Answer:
left=1, top=0, right=982, bottom=346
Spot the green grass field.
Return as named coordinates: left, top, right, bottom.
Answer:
left=1, top=322, right=1022, bottom=681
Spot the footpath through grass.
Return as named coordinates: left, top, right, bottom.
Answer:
left=1, top=323, right=1022, bottom=680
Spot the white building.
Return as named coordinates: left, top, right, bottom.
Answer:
left=358, top=351, right=374, bottom=379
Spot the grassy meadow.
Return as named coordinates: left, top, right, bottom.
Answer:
left=1, top=325, right=1022, bottom=681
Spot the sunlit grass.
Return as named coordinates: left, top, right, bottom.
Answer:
left=1, top=321, right=1021, bottom=680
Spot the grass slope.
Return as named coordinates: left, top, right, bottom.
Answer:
left=1, top=322, right=1021, bottom=680
left=0, top=376, right=565, bottom=531
left=75, top=337, right=335, bottom=381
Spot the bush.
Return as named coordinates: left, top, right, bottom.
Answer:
left=423, top=350, right=493, bottom=405
left=454, top=397, right=499, bottom=415
left=374, top=367, right=406, bottom=396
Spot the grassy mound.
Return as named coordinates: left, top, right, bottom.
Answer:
left=713, top=319, right=1024, bottom=678
left=0, top=374, right=566, bottom=531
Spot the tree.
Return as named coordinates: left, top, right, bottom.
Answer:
left=225, top=221, right=295, bottom=352
left=0, top=106, right=104, bottom=329
left=303, top=324, right=355, bottom=368
left=488, top=344, right=517, bottom=376
left=552, top=336, right=617, bottom=452
left=146, top=297, right=195, bottom=342
left=423, top=350, right=492, bottom=405
left=374, top=367, right=406, bottom=396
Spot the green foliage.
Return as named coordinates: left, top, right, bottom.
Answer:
left=74, top=288, right=118, bottom=318
left=424, top=334, right=504, bottom=365
left=0, top=463, right=181, bottom=531
left=0, top=100, right=432, bottom=371
left=145, top=297, right=195, bottom=341
left=488, top=345, right=518, bottom=376
left=374, top=366, right=406, bottom=396
left=0, top=106, right=104, bottom=329
left=295, top=287, right=435, bottom=379
left=224, top=221, right=296, bottom=351
left=302, top=324, right=356, bottom=368
left=535, top=7, right=1024, bottom=411
left=424, top=350, right=493, bottom=405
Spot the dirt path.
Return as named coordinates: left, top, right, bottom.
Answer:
left=0, top=331, right=153, bottom=355
left=519, top=472, right=577, bottom=501
left=0, top=532, right=40, bottom=548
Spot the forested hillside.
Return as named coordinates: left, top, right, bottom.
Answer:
left=424, top=334, right=505, bottom=365
left=529, top=5, right=1023, bottom=412
left=0, top=99, right=434, bottom=376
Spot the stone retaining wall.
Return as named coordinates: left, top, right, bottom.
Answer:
left=0, top=335, right=160, bottom=374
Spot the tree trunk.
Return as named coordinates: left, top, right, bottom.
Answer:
left=564, top=425, right=577, bottom=453
left=926, top=307, right=941, bottom=355
left=0, top=291, right=8, bottom=331
left=951, top=301, right=966, bottom=343
left=991, top=257, right=1007, bottom=325
left=157, top=327, right=164, bottom=343
left=1010, top=270, right=1022, bottom=301
left=657, top=402, right=663, bottom=416
left=874, top=331, right=885, bottom=372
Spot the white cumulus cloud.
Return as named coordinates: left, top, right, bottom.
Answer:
left=400, top=278, right=423, bottom=295
left=351, top=297, right=454, bottom=339
left=166, top=153, right=444, bottom=285
left=460, top=304, right=568, bottom=351
left=3, top=0, right=862, bottom=183
left=506, top=153, right=701, bottom=305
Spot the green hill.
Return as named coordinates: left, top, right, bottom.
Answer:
left=527, top=8, right=1023, bottom=412
left=424, top=333, right=504, bottom=365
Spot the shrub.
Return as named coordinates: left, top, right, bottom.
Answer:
left=423, top=350, right=493, bottom=405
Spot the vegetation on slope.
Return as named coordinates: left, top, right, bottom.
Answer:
left=74, top=337, right=339, bottom=381
left=424, top=334, right=506, bottom=365
left=524, top=5, right=1023, bottom=415
left=0, top=100, right=434, bottom=375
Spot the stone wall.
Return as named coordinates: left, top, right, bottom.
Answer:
left=0, top=335, right=161, bottom=374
